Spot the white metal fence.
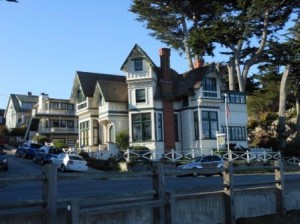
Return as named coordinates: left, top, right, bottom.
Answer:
left=80, top=147, right=300, bottom=166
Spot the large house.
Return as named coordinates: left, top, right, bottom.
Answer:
left=5, top=92, right=38, bottom=130
left=25, top=93, right=78, bottom=146
left=70, top=44, right=248, bottom=156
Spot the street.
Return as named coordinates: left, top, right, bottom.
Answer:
left=1, top=149, right=300, bottom=204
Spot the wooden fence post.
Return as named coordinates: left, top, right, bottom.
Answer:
left=223, top=161, right=235, bottom=224
left=66, top=200, right=80, bottom=224
left=152, top=161, right=165, bottom=224
left=42, top=164, right=57, bottom=224
left=274, top=160, right=286, bottom=215
left=165, top=191, right=175, bottom=224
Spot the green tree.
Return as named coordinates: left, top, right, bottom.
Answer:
left=115, top=131, right=129, bottom=150
left=131, top=0, right=299, bottom=92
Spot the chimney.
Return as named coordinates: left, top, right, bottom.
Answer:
left=28, top=92, right=32, bottom=96
left=159, top=48, right=175, bottom=152
left=159, top=48, right=171, bottom=80
left=193, top=58, right=205, bottom=69
left=159, top=48, right=173, bottom=99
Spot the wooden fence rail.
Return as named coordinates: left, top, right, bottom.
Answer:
left=0, top=160, right=289, bottom=224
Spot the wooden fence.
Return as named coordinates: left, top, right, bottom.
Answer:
left=0, top=160, right=291, bottom=224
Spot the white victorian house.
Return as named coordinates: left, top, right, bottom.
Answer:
left=70, top=44, right=248, bottom=157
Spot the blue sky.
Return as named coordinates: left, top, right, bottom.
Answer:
left=0, top=0, right=196, bottom=109
left=0, top=1, right=294, bottom=110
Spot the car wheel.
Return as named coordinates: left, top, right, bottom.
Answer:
left=60, top=164, right=66, bottom=173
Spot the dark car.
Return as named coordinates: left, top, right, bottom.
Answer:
left=0, top=150, right=8, bottom=171
left=15, top=142, right=43, bottom=159
left=33, top=145, right=63, bottom=165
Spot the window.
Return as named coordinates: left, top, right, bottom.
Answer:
left=156, top=113, right=163, bottom=141
left=50, top=102, right=59, bottom=109
left=174, top=114, right=179, bottom=141
left=132, top=113, right=151, bottom=142
left=80, top=121, right=89, bottom=147
left=182, top=96, right=189, bottom=107
left=134, top=59, right=143, bottom=71
left=203, top=77, right=217, bottom=97
left=202, top=111, right=218, bottom=139
left=221, top=125, right=247, bottom=141
left=67, top=120, right=74, bottom=128
left=93, top=120, right=99, bottom=145
left=109, top=125, right=115, bottom=142
left=223, top=92, right=246, bottom=104
left=136, top=89, right=146, bottom=103
left=194, top=111, right=199, bottom=140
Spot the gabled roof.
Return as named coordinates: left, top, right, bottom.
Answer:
left=175, top=65, right=214, bottom=97
left=120, top=44, right=158, bottom=71
left=9, top=94, right=38, bottom=113
left=97, top=80, right=128, bottom=103
left=71, top=71, right=126, bottom=100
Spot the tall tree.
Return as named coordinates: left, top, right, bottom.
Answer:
left=130, top=0, right=219, bottom=69
left=131, top=0, right=299, bottom=92
left=259, top=14, right=300, bottom=149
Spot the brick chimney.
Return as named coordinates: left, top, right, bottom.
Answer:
left=159, top=48, right=173, bottom=99
left=159, top=48, right=175, bottom=152
left=159, top=48, right=171, bottom=80
left=193, top=58, right=205, bottom=69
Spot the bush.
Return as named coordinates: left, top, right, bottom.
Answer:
left=53, top=140, right=68, bottom=149
left=116, top=130, right=129, bottom=150
left=78, top=151, right=119, bottom=171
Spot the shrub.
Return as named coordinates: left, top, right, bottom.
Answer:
left=53, top=139, right=68, bottom=149
left=115, top=130, right=129, bottom=150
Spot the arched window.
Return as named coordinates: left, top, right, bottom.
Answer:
left=109, top=125, right=115, bottom=143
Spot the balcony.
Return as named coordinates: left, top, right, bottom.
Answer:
left=35, top=109, right=75, bottom=116
left=40, top=127, right=78, bottom=134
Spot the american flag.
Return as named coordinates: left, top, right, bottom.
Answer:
left=226, top=104, right=231, bottom=119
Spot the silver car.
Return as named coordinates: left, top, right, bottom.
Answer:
left=177, top=155, right=224, bottom=177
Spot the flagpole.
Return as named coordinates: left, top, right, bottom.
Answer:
left=224, top=93, right=231, bottom=160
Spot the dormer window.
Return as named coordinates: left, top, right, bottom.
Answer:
left=136, top=89, right=146, bottom=103
left=203, top=77, right=217, bottom=97
left=134, top=59, right=143, bottom=71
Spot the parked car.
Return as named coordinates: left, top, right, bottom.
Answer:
left=0, top=150, right=8, bottom=171
left=33, top=146, right=63, bottom=165
left=177, top=155, right=224, bottom=177
left=15, top=142, right=42, bottom=159
left=51, top=153, right=88, bottom=172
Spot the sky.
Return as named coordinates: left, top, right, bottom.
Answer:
left=0, top=1, right=294, bottom=110
left=0, top=0, right=197, bottom=109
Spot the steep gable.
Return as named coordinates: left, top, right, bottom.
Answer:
left=10, top=93, right=38, bottom=113
left=120, top=44, right=158, bottom=72
left=175, top=63, right=223, bottom=97
left=70, top=71, right=126, bottom=101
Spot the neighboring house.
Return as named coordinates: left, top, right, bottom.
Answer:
left=70, top=44, right=248, bottom=156
left=0, top=109, right=5, bottom=126
left=25, top=93, right=78, bottom=147
left=4, top=92, right=38, bottom=130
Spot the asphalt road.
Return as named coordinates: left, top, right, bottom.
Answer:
left=1, top=148, right=300, bottom=204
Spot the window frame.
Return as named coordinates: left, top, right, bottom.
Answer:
left=134, top=59, right=143, bottom=71
left=132, top=113, right=152, bottom=142
left=136, top=89, right=146, bottom=104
